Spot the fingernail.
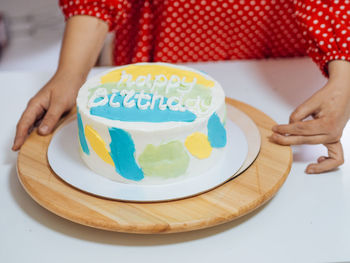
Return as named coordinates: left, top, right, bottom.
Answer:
left=272, top=126, right=277, bottom=132
left=39, top=125, right=48, bottom=134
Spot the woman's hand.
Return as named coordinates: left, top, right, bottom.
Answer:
left=271, top=60, right=350, bottom=174
left=12, top=73, right=83, bottom=151
left=11, top=15, right=108, bottom=151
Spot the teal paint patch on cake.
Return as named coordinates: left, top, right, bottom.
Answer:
left=108, top=127, right=144, bottom=181
left=138, top=141, right=190, bottom=178
left=77, top=109, right=90, bottom=155
left=207, top=112, right=227, bottom=148
left=90, top=93, right=197, bottom=122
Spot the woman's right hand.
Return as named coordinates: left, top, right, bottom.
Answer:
left=11, top=15, right=109, bottom=151
left=12, top=72, right=84, bottom=151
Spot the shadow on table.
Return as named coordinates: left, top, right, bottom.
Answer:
left=2, top=132, right=17, bottom=165
left=250, top=57, right=326, bottom=109
left=9, top=164, right=270, bottom=246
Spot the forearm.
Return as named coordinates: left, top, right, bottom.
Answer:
left=328, top=60, right=350, bottom=85
left=55, top=15, right=109, bottom=84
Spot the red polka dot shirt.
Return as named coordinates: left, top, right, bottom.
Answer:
left=59, top=0, right=350, bottom=77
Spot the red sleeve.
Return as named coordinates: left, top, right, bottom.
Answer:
left=59, top=0, right=129, bottom=31
left=293, top=0, right=350, bottom=77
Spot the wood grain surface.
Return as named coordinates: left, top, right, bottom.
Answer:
left=17, top=98, right=292, bottom=234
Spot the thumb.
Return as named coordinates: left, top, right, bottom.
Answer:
left=289, top=96, right=320, bottom=124
left=38, top=100, right=66, bottom=135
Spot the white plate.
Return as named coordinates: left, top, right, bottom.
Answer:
left=48, top=119, right=248, bottom=202
left=227, top=104, right=261, bottom=176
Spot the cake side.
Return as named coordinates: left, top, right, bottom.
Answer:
left=76, top=62, right=227, bottom=184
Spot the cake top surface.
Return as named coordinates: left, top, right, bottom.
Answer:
left=77, top=62, right=225, bottom=128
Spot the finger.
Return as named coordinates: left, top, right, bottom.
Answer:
left=317, top=156, right=327, bottom=163
left=272, top=120, right=325, bottom=136
left=306, top=142, right=344, bottom=174
left=12, top=104, right=45, bottom=151
left=38, top=101, right=66, bottom=135
left=289, top=97, right=320, bottom=123
left=270, top=132, right=328, bottom=145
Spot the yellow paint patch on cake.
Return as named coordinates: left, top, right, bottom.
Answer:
left=85, top=125, right=114, bottom=165
left=100, top=64, right=215, bottom=88
left=185, top=132, right=212, bottom=159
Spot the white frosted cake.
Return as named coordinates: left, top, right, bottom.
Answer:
left=76, top=62, right=227, bottom=184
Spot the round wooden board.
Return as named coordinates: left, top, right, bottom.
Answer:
left=17, top=98, right=292, bottom=234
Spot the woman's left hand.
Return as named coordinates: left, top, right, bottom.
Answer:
left=270, top=60, right=350, bottom=174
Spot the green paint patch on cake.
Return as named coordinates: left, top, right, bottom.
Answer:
left=222, top=106, right=227, bottom=126
left=88, top=83, right=116, bottom=99
left=138, top=141, right=190, bottom=178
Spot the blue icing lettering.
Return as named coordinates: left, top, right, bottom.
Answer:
left=207, top=112, right=227, bottom=148
left=108, top=127, right=144, bottom=181
left=90, top=93, right=196, bottom=122
left=77, top=108, right=90, bottom=155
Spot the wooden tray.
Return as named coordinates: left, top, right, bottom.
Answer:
left=17, top=98, right=292, bottom=234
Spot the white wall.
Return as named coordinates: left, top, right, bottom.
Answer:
left=0, top=0, right=64, bottom=71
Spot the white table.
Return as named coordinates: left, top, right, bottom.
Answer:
left=1, top=58, right=349, bottom=263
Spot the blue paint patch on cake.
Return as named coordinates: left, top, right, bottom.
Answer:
left=90, top=93, right=196, bottom=122
left=207, top=112, right=227, bottom=148
left=108, top=127, right=144, bottom=181
left=77, top=108, right=90, bottom=155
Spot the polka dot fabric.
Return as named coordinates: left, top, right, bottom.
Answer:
left=294, top=0, right=350, bottom=76
left=60, top=0, right=350, bottom=77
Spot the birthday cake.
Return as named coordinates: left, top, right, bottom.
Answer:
left=76, top=62, right=227, bottom=184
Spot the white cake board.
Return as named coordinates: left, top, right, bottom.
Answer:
left=228, top=104, right=261, bottom=175
left=47, top=119, right=249, bottom=202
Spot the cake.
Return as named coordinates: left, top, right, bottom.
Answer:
left=76, top=62, right=227, bottom=184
